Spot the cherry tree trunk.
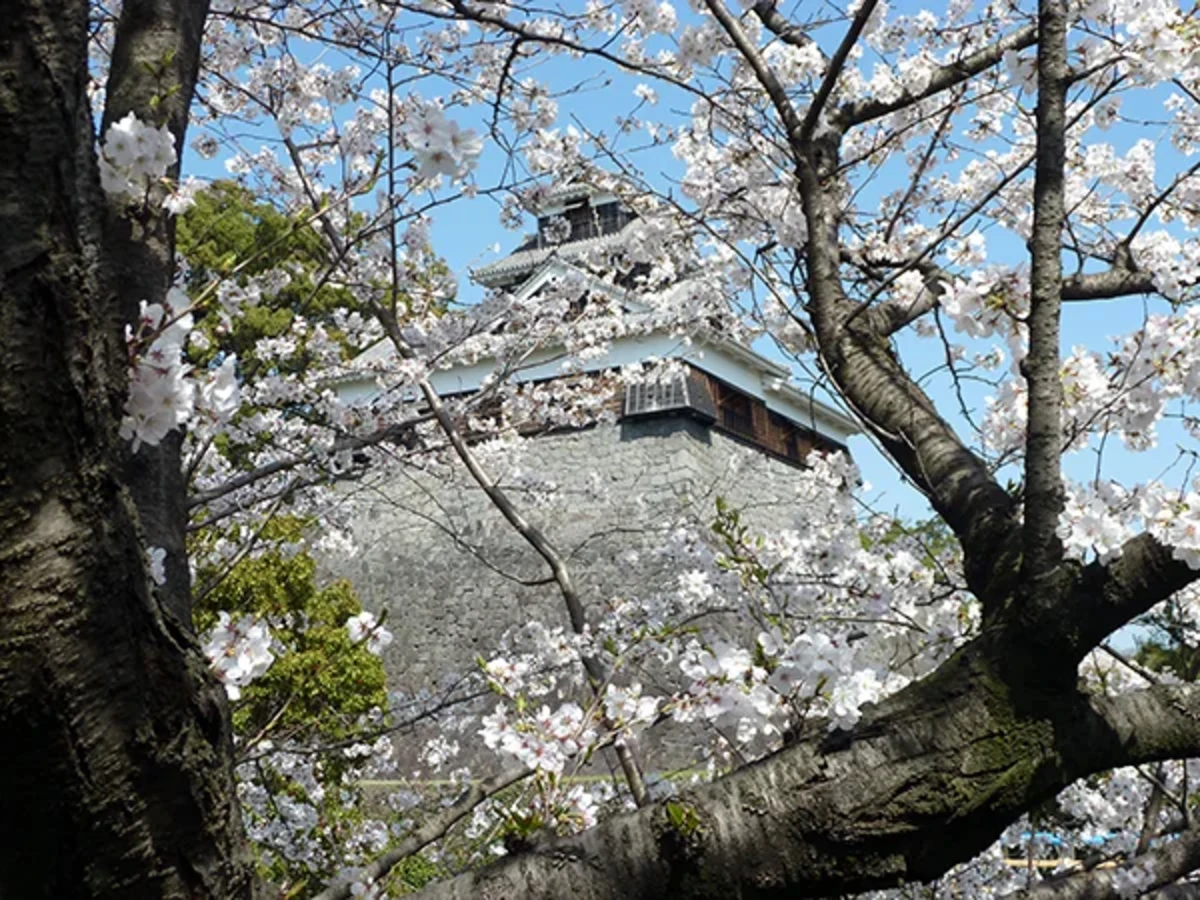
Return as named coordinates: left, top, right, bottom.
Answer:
left=0, top=0, right=254, bottom=896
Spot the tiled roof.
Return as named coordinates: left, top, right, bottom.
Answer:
left=472, top=224, right=633, bottom=288
left=542, top=182, right=598, bottom=205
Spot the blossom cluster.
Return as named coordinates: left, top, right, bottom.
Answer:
left=346, top=610, right=395, bottom=656
left=403, top=105, right=483, bottom=181
left=144, top=546, right=167, bottom=586
left=120, top=294, right=195, bottom=452
left=480, top=701, right=594, bottom=776
left=675, top=632, right=891, bottom=737
left=98, top=112, right=177, bottom=205
left=1054, top=476, right=1200, bottom=571
left=201, top=612, right=275, bottom=700
left=236, top=738, right=396, bottom=891
left=120, top=290, right=241, bottom=451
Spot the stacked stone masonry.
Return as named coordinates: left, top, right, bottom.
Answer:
left=321, top=414, right=831, bottom=769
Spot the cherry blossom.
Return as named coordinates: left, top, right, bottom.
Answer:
left=346, top=611, right=394, bottom=655
left=202, top=612, right=275, bottom=700
left=98, top=112, right=177, bottom=206
left=120, top=298, right=195, bottom=452
left=145, top=546, right=167, bottom=586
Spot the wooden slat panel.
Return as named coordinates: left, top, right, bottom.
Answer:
left=751, top=401, right=769, bottom=442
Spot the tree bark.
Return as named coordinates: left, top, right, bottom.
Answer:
left=103, top=0, right=212, bottom=626
left=0, top=0, right=254, bottom=896
left=412, top=634, right=1200, bottom=899
left=1022, top=0, right=1068, bottom=588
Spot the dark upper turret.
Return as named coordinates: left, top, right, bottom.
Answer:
left=473, top=183, right=636, bottom=290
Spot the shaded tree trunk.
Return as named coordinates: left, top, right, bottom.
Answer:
left=0, top=0, right=254, bottom=896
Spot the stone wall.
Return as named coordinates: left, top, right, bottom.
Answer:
left=324, top=415, right=808, bottom=689
left=319, top=413, right=821, bottom=772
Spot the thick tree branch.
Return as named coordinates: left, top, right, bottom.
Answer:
left=1139, top=764, right=1170, bottom=855
left=1088, top=683, right=1200, bottom=771
left=1148, top=887, right=1200, bottom=899
left=847, top=252, right=950, bottom=334
left=1021, top=0, right=1069, bottom=587
left=832, top=23, right=1038, bottom=130
left=703, top=0, right=1016, bottom=600
left=799, top=176, right=1016, bottom=599
left=408, top=640, right=1200, bottom=900
left=103, top=0, right=212, bottom=624
left=819, top=333, right=1017, bottom=599
left=1061, top=534, right=1200, bottom=660
left=1062, top=265, right=1158, bottom=300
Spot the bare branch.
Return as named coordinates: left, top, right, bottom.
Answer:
left=1139, top=764, right=1169, bottom=855
left=277, top=121, right=652, bottom=806
left=1015, top=827, right=1200, bottom=899
left=752, top=1, right=819, bottom=49
left=858, top=72, right=1126, bottom=316
left=434, top=0, right=718, bottom=106
left=312, top=765, right=531, bottom=900
left=700, top=0, right=806, bottom=148
left=192, top=483, right=293, bottom=604
left=832, top=23, right=1038, bottom=130
left=1122, top=157, right=1200, bottom=250
left=369, top=303, right=650, bottom=805
left=186, top=416, right=430, bottom=510
left=802, top=0, right=880, bottom=142
left=1060, top=157, right=1200, bottom=303
left=882, top=102, right=958, bottom=244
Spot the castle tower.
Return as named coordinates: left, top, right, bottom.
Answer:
left=326, top=186, right=857, bottom=763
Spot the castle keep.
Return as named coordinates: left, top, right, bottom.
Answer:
left=326, top=185, right=857, bottom=723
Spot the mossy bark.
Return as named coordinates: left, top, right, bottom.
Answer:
left=413, top=634, right=1190, bottom=900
